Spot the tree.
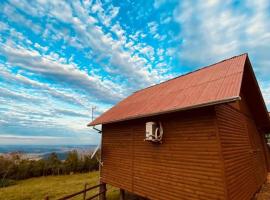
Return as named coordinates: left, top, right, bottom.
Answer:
left=64, top=150, right=79, bottom=174
left=83, top=155, right=99, bottom=172
left=0, top=149, right=101, bottom=184
left=46, top=153, right=61, bottom=175
left=16, top=159, right=31, bottom=179
left=32, top=160, right=45, bottom=177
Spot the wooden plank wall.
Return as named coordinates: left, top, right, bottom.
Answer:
left=102, top=108, right=226, bottom=200
left=261, top=135, right=270, bottom=172
left=245, top=117, right=267, bottom=186
left=215, top=103, right=267, bottom=200
left=237, top=94, right=268, bottom=183
left=101, top=123, right=133, bottom=191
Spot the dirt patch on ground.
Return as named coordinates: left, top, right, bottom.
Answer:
left=254, top=174, right=270, bottom=200
left=254, top=184, right=270, bottom=200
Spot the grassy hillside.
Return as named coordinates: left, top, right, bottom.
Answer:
left=0, top=171, right=119, bottom=200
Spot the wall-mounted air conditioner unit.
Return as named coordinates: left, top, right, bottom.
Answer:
left=145, top=121, right=163, bottom=143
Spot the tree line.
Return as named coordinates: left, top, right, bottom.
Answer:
left=0, top=150, right=99, bottom=187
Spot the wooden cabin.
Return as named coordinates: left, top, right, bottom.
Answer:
left=88, top=54, right=270, bottom=200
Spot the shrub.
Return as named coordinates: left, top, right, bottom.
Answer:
left=0, top=179, right=16, bottom=188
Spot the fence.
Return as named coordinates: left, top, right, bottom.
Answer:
left=45, top=183, right=106, bottom=200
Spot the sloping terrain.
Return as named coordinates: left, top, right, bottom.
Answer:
left=0, top=172, right=118, bottom=200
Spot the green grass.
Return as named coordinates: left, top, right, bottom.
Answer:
left=0, top=171, right=119, bottom=200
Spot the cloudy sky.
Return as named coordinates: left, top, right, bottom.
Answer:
left=0, top=0, right=269, bottom=145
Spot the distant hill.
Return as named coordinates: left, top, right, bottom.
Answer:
left=0, top=144, right=97, bottom=160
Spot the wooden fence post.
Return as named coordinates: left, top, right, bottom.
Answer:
left=99, top=182, right=106, bottom=200
left=120, top=189, right=125, bottom=200
left=83, top=183, right=87, bottom=200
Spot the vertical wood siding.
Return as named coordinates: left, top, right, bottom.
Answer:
left=216, top=104, right=267, bottom=200
left=102, top=108, right=226, bottom=200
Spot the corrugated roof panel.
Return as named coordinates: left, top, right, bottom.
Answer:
left=198, top=78, right=225, bottom=103
left=226, top=55, right=246, bottom=75
left=188, top=69, right=211, bottom=86
left=209, top=64, right=229, bottom=81
left=175, top=75, right=194, bottom=90
left=217, top=73, right=243, bottom=98
left=183, top=84, right=208, bottom=106
left=89, top=54, right=247, bottom=125
left=171, top=89, right=188, bottom=108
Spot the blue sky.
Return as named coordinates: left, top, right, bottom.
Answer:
left=0, top=0, right=269, bottom=145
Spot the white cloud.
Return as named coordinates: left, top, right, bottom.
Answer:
left=0, top=96, right=94, bottom=133
left=34, top=43, right=49, bottom=52
left=0, top=0, right=176, bottom=145
left=0, top=66, right=90, bottom=109
left=0, top=87, right=42, bottom=104
left=109, top=6, right=120, bottom=19
left=0, top=134, right=99, bottom=145
left=261, top=82, right=270, bottom=109
left=148, top=21, right=158, bottom=35
left=161, top=16, right=172, bottom=24
left=91, top=1, right=103, bottom=13
left=6, top=0, right=171, bottom=90
left=2, top=3, right=42, bottom=34
left=154, top=0, right=167, bottom=9
left=173, top=0, right=270, bottom=79
left=0, top=21, right=9, bottom=31
left=0, top=42, right=124, bottom=104
left=0, top=134, right=69, bottom=140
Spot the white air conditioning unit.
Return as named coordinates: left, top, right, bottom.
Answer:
left=145, top=121, right=163, bottom=143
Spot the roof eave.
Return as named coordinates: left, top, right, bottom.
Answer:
left=87, top=96, right=241, bottom=127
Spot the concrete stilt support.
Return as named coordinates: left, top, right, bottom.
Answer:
left=120, top=189, right=125, bottom=200
left=99, top=182, right=106, bottom=200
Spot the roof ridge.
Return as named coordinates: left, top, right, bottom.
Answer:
left=134, top=53, right=248, bottom=93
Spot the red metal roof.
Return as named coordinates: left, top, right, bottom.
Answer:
left=89, top=54, right=248, bottom=126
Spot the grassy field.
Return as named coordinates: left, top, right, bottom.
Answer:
left=0, top=171, right=119, bottom=200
